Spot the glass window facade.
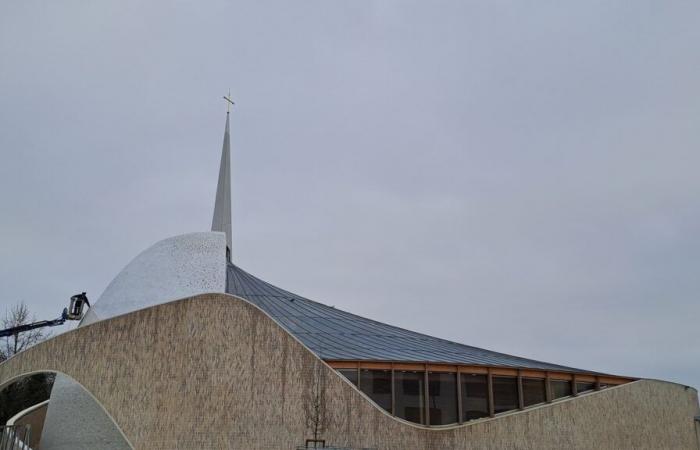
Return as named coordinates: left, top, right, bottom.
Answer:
left=493, top=376, right=519, bottom=414
left=338, top=369, right=358, bottom=386
left=337, top=367, right=616, bottom=426
left=522, top=378, right=546, bottom=406
left=360, top=369, right=392, bottom=412
left=576, top=381, right=595, bottom=393
left=395, top=370, right=425, bottom=424
left=551, top=380, right=572, bottom=399
left=461, top=373, right=489, bottom=421
left=427, top=372, right=457, bottom=425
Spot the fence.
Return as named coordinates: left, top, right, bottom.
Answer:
left=0, top=425, right=31, bottom=450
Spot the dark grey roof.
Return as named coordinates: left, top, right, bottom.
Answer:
left=226, top=263, right=588, bottom=373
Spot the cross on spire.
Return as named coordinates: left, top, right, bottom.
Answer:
left=223, top=90, right=235, bottom=114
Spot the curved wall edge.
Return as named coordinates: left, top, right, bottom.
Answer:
left=0, top=294, right=697, bottom=450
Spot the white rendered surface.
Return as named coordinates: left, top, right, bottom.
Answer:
left=86, top=231, right=227, bottom=322
left=41, top=375, right=131, bottom=450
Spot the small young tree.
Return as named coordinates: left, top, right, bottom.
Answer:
left=304, top=358, right=328, bottom=448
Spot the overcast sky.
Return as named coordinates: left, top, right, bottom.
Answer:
left=1, top=1, right=698, bottom=388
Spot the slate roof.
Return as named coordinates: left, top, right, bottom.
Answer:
left=226, top=262, right=588, bottom=373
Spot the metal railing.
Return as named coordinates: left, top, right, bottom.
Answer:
left=0, top=425, right=31, bottom=450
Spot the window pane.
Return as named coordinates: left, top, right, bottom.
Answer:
left=427, top=372, right=458, bottom=425
left=360, top=370, right=392, bottom=412
left=461, top=374, right=489, bottom=421
left=522, top=378, right=546, bottom=406
left=576, top=382, right=595, bottom=393
left=551, top=380, right=572, bottom=399
left=395, top=370, right=425, bottom=424
left=493, top=376, right=518, bottom=414
left=338, top=369, right=358, bottom=386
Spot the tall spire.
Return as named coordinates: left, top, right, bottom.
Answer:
left=212, top=108, right=232, bottom=261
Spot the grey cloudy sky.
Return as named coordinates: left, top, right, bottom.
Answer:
left=1, top=1, right=699, bottom=388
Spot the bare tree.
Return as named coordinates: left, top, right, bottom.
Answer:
left=0, top=301, right=54, bottom=425
left=304, top=358, right=328, bottom=448
left=0, top=302, right=48, bottom=363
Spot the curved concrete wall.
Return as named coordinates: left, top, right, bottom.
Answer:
left=7, top=400, right=48, bottom=449
left=44, top=232, right=226, bottom=448
left=1, top=294, right=698, bottom=450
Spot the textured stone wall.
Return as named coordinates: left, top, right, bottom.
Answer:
left=0, top=294, right=698, bottom=450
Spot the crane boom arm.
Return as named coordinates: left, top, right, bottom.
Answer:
left=0, top=316, right=66, bottom=338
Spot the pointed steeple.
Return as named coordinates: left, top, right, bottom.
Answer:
left=212, top=111, right=232, bottom=261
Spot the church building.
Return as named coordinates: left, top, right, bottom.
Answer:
left=0, top=108, right=698, bottom=450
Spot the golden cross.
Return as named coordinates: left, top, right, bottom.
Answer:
left=223, top=90, right=235, bottom=113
